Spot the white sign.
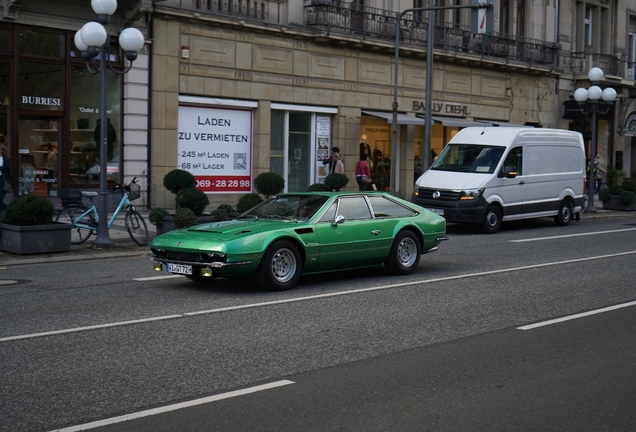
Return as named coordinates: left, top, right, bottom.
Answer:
left=178, top=105, right=253, bottom=193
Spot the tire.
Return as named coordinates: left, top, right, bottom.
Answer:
left=257, top=240, right=302, bottom=291
left=56, top=207, right=94, bottom=244
left=481, top=205, right=502, bottom=234
left=385, top=230, right=421, bottom=275
left=125, top=210, right=149, bottom=246
left=554, top=200, right=573, bottom=226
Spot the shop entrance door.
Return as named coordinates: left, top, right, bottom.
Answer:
left=18, top=117, right=60, bottom=197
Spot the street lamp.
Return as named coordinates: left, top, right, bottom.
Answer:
left=573, top=67, right=616, bottom=213
left=75, top=0, right=144, bottom=248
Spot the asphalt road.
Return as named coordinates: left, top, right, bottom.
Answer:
left=1, top=215, right=635, bottom=431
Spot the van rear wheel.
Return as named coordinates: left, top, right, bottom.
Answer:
left=555, top=200, right=573, bottom=226
left=481, top=205, right=502, bottom=234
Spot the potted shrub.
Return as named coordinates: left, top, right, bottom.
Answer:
left=324, top=173, right=349, bottom=191
left=599, top=179, right=636, bottom=211
left=307, top=183, right=328, bottom=192
left=173, top=208, right=198, bottom=229
left=0, top=194, right=72, bottom=254
left=254, top=172, right=285, bottom=198
left=236, top=193, right=263, bottom=213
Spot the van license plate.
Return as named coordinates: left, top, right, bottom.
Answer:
left=427, top=208, right=444, bottom=216
left=167, top=263, right=192, bottom=275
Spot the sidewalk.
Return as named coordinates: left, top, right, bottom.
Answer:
left=0, top=208, right=634, bottom=267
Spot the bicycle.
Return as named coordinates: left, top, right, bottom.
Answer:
left=56, top=177, right=149, bottom=246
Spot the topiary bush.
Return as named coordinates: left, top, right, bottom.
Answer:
left=176, top=188, right=209, bottom=216
left=609, top=184, right=622, bottom=196
left=622, top=179, right=636, bottom=193
left=210, top=207, right=229, bottom=221
left=0, top=194, right=56, bottom=226
left=307, top=183, right=328, bottom=192
left=598, top=189, right=612, bottom=203
left=163, top=169, right=197, bottom=209
left=217, top=204, right=235, bottom=213
left=324, top=173, right=349, bottom=191
left=619, top=190, right=636, bottom=205
left=236, top=193, right=264, bottom=212
left=148, top=207, right=170, bottom=227
left=254, top=172, right=284, bottom=198
left=173, top=208, right=197, bottom=229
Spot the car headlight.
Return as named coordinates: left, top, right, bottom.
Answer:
left=458, top=189, right=484, bottom=200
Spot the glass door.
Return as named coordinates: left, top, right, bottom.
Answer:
left=18, top=118, right=60, bottom=197
left=270, top=111, right=314, bottom=193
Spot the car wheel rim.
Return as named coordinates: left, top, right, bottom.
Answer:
left=397, top=237, right=417, bottom=267
left=562, top=206, right=571, bottom=222
left=487, top=211, right=498, bottom=227
left=271, top=248, right=297, bottom=283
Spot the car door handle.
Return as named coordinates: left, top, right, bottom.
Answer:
left=519, top=181, right=525, bottom=185
left=371, top=230, right=381, bottom=236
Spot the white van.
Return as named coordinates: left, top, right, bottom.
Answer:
left=411, top=127, right=585, bottom=233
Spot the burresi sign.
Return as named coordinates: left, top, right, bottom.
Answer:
left=178, top=105, right=253, bottom=193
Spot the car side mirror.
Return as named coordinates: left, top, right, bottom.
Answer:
left=500, top=165, right=517, bottom=178
left=332, top=215, right=345, bottom=226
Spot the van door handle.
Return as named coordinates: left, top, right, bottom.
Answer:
left=519, top=181, right=525, bottom=185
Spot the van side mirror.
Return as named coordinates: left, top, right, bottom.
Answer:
left=500, top=165, right=517, bottom=178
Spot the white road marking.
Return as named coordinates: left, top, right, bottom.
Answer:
left=2, top=250, right=636, bottom=343
left=510, top=227, right=636, bottom=243
left=517, top=300, right=636, bottom=330
left=133, top=275, right=183, bottom=281
left=47, top=380, right=295, bottom=432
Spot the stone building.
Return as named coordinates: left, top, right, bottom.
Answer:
left=2, top=0, right=634, bottom=209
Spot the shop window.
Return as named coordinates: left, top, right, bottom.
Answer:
left=19, top=28, right=64, bottom=58
left=19, top=61, right=63, bottom=111
left=69, top=66, right=121, bottom=185
left=0, top=27, right=10, bottom=51
left=0, top=60, right=10, bottom=149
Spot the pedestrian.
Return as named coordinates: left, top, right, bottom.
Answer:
left=45, top=143, right=57, bottom=193
left=355, top=153, right=371, bottom=190
left=330, top=152, right=344, bottom=174
left=0, top=144, right=10, bottom=212
left=322, top=146, right=341, bottom=172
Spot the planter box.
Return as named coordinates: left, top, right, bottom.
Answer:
left=0, top=222, right=72, bottom=254
left=155, top=215, right=220, bottom=236
left=601, top=196, right=636, bottom=211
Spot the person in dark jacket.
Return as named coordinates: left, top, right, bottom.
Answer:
left=0, top=144, right=11, bottom=211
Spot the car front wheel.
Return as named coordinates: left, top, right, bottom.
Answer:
left=481, top=204, right=502, bottom=234
left=257, top=240, right=302, bottom=290
left=554, top=200, right=573, bottom=226
left=385, top=231, right=421, bottom=275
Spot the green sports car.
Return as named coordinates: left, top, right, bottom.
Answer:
left=150, top=191, right=447, bottom=290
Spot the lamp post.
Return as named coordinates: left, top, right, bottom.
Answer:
left=573, top=67, right=617, bottom=213
left=75, top=0, right=144, bottom=248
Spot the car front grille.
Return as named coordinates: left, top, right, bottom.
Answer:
left=416, top=188, right=460, bottom=202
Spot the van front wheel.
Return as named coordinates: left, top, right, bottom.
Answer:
left=555, top=200, right=573, bottom=226
left=481, top=205, right=502, bottom=234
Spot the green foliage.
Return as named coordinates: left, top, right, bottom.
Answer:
left=622, top=179, right=636, bottom=193
left=307, top=183, right=328, bottom=192
left=0, top=194, right=55, bottom=226
left=148, top=208, right=169, bottom=227
left=324, top=173, right=349, bottom=191
left=163, top=169, right=196, bottom=209
left=217, top=204, right=235, bottom=213
left=254, top=172, right=285, bottom=198
left=609, top=184, right=622, bottom=195
left=176, top=188, right=209, bottom=216
left=606, top=165, right=625, bottom=187
left=619, top=190, right=636, bottom=205
left=236, top=193, right=263, bottom=212
left=173, top=208, right=198, bottom=229
left=598, top=189, right=612, bottom=203
left=210, top=207, right=229, bottom=221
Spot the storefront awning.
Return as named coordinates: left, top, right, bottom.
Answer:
left=362, top=110, right=427, bottom=125
left=429, top=116, right=492, bottom=128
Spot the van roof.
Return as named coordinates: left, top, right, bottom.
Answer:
left=450, top=127, right=583, bottom=145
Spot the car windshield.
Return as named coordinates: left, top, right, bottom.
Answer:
left=239, top=195, right=329, bottom=221
left=431, top=144, right=505, bottom=174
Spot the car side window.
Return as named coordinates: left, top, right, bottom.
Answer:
left=318, top=202, right=337, bottom=223
left=367, top=196, right=417, bottom=218
left=337, top=197, right=372, bottom=220
left=503, top=146, right=523, bottom=175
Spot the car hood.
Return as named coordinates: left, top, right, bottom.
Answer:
left=151, top=219, right=298, bottom=249
left=417, top=169, right=489, bottom=190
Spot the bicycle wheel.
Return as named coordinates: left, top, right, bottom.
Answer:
left=56, top=207, right=94, bottom=244
left=125, top=210, right=149, bottom=246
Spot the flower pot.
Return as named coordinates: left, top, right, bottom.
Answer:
left=0, top=222, right=72, bottom=254
left=601, top=196, right=636, bottom=211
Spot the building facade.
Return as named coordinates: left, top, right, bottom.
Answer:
left=0, top=0, right=150, bottom=206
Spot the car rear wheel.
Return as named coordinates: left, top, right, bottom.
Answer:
left=554, top=200, right=573, bottom=226
left=385, top=231, right=421, bottom=275
left=257, top=240, right=302, bottom=290
left=481, top=204, right=502, bottom=234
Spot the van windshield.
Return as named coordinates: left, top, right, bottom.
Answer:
left=431, top=144, right=505, bottom=174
